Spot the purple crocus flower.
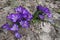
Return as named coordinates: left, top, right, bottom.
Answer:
left=39, top=15, right=44, bottom=20
left=37, top=5, right=44, bottom=11
left=10, top=24, right=19, bottom=31
left=22, top=10, right=29, bottom=19
left=14, top=6, right=29, bottom=14
left=14, top=6, right=24, bottom=13
left=37, top=5, right=52, bottom=18
left=19, top=20, right=29, bottom=28
left=37, top=5, right=49, bottom=13
left=22, top=8, right=33, bottom=21
left=2, top=23, right=10, bottom=30
left=22, top=13, right=33, bottom=21
left=7, top=13, right=21, bottom=22
left=43, top=7, right=52, bottom=18
left=15, top=32, right=22, bottom=38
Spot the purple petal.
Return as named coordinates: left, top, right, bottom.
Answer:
left=22, top=14, right=28, bottom=19
left=37, top=5, right=44, bottom=11
left=47, top=13, right=52, bottom=18
left=19, top=20, right=29, bottom=28
left=22, top=9, right=29, bottom=14
left=43, top=7, right=50, bottom=13
left=10, top=24, right=19, bottom=31
left=26, top=13, right=33, bottom=21
left=2, top=23, right=10, bottom=30
left=15, top=32, right=22, bottom=38
left=39, top=15, right=44, bottom=20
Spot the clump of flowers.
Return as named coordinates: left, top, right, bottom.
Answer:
left=2, top=5, right=52, bottom=39
left=2, top=6, right=33, bottom=38
left=32, top=5, right=52, bottom=23
left=37, top=5, right=52, bottom=19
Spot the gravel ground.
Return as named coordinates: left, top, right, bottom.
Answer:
left=0, top=0, right=60, bottom=40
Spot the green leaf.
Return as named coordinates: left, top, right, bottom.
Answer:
left=32, top=10, right=43, bottom=23
left=33, top=10, right=42, bottom=19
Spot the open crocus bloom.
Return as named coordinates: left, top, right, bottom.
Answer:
left=19, top=20, right=29, bottom=28
left=15, top=32, right=22, bottom=38
left=37, top=5, right=52, bottom=18
left=2, top=23, right=10, bottom=30
left=10, top=24, right=19, bottom=31
left=7, top=13, right=21, bottom=22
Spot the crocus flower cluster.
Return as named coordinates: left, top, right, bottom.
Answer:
left=1, top=5, right=52, bottom=39
left=37, top=5, right=52, bottom=20
left=2, top=6, right=33, bottom=38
